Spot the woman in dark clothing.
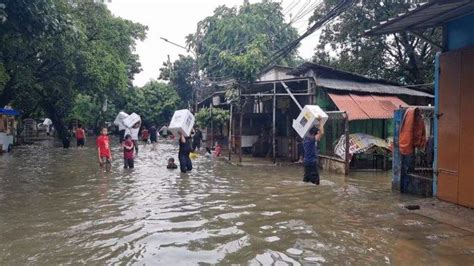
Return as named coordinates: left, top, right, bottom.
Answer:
left=178, top=132, right=193, bottom=173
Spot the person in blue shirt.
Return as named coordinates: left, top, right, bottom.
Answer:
left=303, top=116, right=324, bottom=185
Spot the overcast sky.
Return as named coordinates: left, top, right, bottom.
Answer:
left=107, top=0, right=321, bottom=87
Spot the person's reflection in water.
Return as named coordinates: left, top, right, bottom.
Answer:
left=98, top=171, right=110, bottom=200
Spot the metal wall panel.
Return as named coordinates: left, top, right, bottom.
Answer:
left=458, top=48, right=474, bottom=207
left=437, top=51, right=461, bottom=203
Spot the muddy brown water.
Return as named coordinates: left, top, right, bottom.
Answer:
left=1, top=139, right=473, bottom=265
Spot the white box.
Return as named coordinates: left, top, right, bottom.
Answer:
left=114, top=111, right=129, bottom=130
left=123, top=113, right=141, bottom=128
left=292, top=105, right=328, bottom=138
left=169, top=109, right=195, bottom=137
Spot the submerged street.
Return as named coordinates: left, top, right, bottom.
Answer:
left=1, top=140, right=473, bottom=265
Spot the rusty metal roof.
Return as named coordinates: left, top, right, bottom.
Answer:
left=365, top=0, right=474, bottom=36
left=328, top=93, right=408, bottom=121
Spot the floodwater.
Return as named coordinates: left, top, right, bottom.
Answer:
left=1, top=139, right=473, bottom=265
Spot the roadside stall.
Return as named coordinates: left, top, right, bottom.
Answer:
left=0, top=107, right=20, bottom=152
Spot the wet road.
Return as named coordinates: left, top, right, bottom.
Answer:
left=1, top=139, right=473, bottom=265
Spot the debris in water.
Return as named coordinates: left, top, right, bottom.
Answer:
left=405, top=205, right=420, bottom=210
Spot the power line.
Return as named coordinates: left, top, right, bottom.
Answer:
left=265, top=0, right=353, bottom=68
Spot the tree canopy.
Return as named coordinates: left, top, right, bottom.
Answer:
left=125, top=80, right=180, bottom=127
left=159, top=55, right=195, bottom=108
left=311, top=0, right=439, bottom=86
left=186, top=0, right=299, bottom=83
left=0, top=0, right=147, bottom=137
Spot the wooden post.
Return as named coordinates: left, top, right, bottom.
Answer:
left=344, top=112, right=350, bottom=175
left=210, top=104, right=214, bottom=148
left=272, top=82, right=276, bottom=164
left=228, top=104, right=233, bottom=161
left=239, top=108, right=243, bottom=163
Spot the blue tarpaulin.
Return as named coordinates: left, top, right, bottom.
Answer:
left=0, top=108, right=21, bottom=116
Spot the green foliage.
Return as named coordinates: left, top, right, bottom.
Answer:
left=195, top=107, right=230, bottom=129
left=187, top=0, right=299, bottom=82
left=125, top=81, right=180, bottom=126
left=159, top=55, right=195, bottom=107
left=311, top=0, right=438, bottom=86
left=0, top=0, right=147, bottom=137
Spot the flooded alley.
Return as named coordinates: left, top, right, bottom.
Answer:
left=1, top=140, right=473, bottom=265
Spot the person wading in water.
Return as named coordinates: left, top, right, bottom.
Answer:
left=303, top=116, right=324, bottom=185
left=178, top=131, right=193, bottom=173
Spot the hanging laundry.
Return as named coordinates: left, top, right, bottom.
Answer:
left=399, top=107, right=426, bottom=155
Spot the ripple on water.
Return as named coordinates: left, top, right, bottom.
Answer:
left=264, top=236, right=280, bottom=243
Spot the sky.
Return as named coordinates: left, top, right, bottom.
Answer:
left=107, top=0, right=321, bottom=87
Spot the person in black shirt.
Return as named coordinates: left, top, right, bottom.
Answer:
left=149, top=125, right=158, bottom=143
left=178, top=132, right=193, bottom=173
left=192, top=127, right=203, bottom=151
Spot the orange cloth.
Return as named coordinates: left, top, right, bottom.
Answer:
left=399, top=107, right=426, bottom=155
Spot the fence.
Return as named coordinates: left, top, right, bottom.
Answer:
left=318, top=111, right=349, bottom=175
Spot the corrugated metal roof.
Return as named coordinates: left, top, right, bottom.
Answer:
left=328, top=93, right=408, bottom=121
left=316, top=77, right=434, bottom=97
left=328, top=93, right=370, bottom=120
left=366, top=0, right=474, bottom=35
left=289, top=62, right=434, bottom=97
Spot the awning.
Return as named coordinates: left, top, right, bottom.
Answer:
left=328, top=93, right=407, bottom=121
left=365, top=0, right=474, bottom=36
left=0, top=108, right=21, bottom=116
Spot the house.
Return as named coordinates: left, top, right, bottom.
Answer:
left=200, top=64, right=433, bottom=172
left=366, top=0, right=474, bottom=207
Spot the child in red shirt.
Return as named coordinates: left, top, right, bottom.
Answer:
left=141, top=126, right=149, bottom=145
left=214, top=143, right=222, bottom=157
left=96, top=127, right=112, bottom=172
left=122, top=134, right=135, bottom=169
left=75, top=124, right=86, bottom=148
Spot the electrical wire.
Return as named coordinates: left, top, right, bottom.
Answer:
left=265, top=0, right=353, bottom=68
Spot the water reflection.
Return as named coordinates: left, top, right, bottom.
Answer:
left=0, top=139, right=473, bottom=264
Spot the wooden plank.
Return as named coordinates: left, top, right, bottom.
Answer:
left=458, top=47, right=474, bottom=208
left=437, top=51, right=461, bottom=203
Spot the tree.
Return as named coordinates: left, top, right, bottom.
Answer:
left=0, top=0, right=147, bottom=139
left=159, top=55, right=195, bottom=107
left=187, top=0, right=299, bottom=83
left=125, top=81, right=180, bottom=126
left=311, top=0, right=439, bottom=86
left=195, top=107, right=230, bottom=136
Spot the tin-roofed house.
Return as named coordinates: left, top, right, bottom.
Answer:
left=207, top=63, right=433, bottom=172
left=288, top=62, right=433, bottom=171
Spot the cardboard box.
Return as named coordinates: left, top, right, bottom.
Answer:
left=292, top=105, right=328, bottom=138
left=123, top=113, right=141, bottom=128
left=169, top=109, right=195, bottom=137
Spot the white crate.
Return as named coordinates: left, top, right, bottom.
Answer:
left=123, top=113, right=141, bottom=128
left=169, top=109, right=195, bottom=137
left=114, top=111, right=129, bottom=130
left=292, top=105, right=328, bottom=138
